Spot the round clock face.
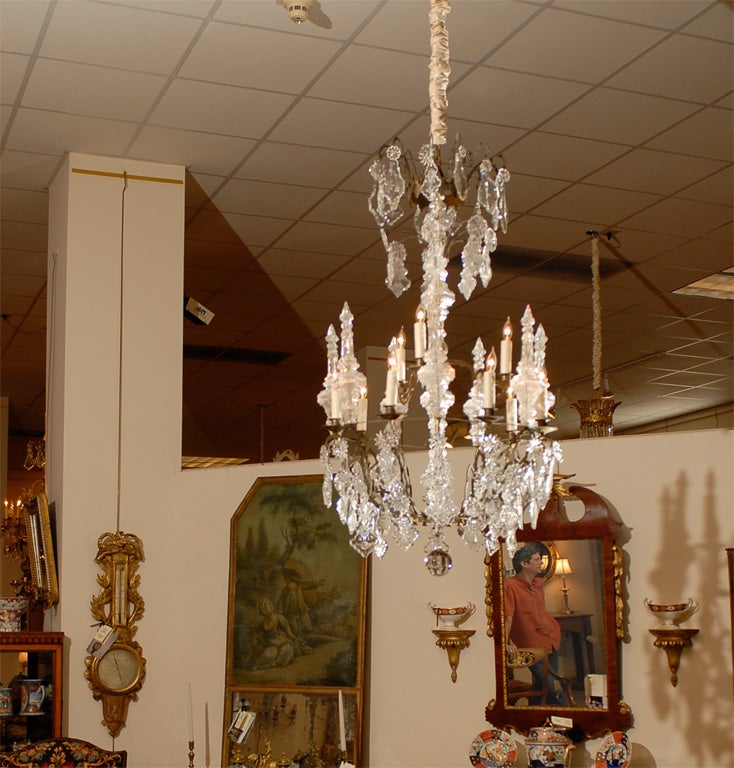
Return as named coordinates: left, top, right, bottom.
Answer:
left=95, top=644, right=142, bottom=693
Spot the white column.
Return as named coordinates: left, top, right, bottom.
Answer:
left=46, top=153, right=185, bottom=743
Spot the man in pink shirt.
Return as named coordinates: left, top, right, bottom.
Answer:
left=504, top=543, right=566, bottom=705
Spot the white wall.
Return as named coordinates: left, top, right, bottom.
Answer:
left=45, top=157, right=733, bottom=767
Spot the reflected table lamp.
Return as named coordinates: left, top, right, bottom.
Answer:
left=557, top=558, right=574, bottom=614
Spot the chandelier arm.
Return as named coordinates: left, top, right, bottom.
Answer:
left=428, top=0, right=451, bottom=147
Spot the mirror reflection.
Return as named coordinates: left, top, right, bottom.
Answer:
left=502, top=539, right=607, bottom=709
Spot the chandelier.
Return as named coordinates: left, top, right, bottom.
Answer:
left=571, top=233, right=621, bottom=437
left=318, top=0, right=561, bottom=574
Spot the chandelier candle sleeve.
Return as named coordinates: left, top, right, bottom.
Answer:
left=414, top=308, right=427, bottom=359
left=506, top=390, right=518, bottom=431
left=384, top=351, right=398, bottom=407
left=396, top=330, right=407, bottom=382
left=357, top=389, right=368, bottom=431
left=483, top=348, right=497, bottom=410
left=500, top=318, right=513, bottom=374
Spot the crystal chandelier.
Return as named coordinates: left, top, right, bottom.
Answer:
left=571, top=232, right=621, bottom=437
left=318, top=0, right=561, bottom=574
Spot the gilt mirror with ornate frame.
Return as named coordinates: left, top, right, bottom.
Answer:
left=485, top=484, right=633, bottom=740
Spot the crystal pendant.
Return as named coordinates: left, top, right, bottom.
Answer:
left=424, top=548, right=453, bottom=576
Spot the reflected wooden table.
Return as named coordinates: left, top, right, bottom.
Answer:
left=554, top=612, right=595, bottom=689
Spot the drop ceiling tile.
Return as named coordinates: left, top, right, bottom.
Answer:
left=500, top=214, right=588, bottom=253
left=682, top=2, right=734, bottom=43
left=24, top=59, right=167, bottom=121
left=1, top=271, right=45, bottom=296
left=397, top=117, right=526, bottom=160
left=40, top=1, right=202, bottom=73
left=131, top=126, right=255, bottom=176
left=678, top=166, right=734, bottom=206
left=222, top=212, right=294, bottom=248
left=357, top=0, right=538, bottom=61
left=504, top=131, right=628, bottom=181
left=714, top=92, right=734, bottom=109
left=181, top=21, right=341, bottom=93
left=584, top=147, right=727, bottom=195
left=554, top=1, right=710, bottom=29
left=267, top=274, right=320, bottom=302
left=0, top=188, right=47, bottom=223
left=6, top=108, right=137, bottom=156
left=646, top=107, right=733, bottom=161
left=649, top=239, right=733, bottom=273
left=1, top=52, right=29, bottom=103
left=274, top=220, right=376, bottom=256
left=702, top=222, right=733, bottom=244
left=449, top=67, right=588, bottom=129
left=608, top=35, right=733, bottom=103
left=489, top=8, right=665, bottom=82
left=236, top=142, right=368, bottom=187
left=621, top=197, right=732, bottom=238
left=485, top=274, right=585, bottom=304
left=508, top=175, right=571, bottom=213
left=150, top=79, right=294, bottom=139
left=311, top=45, right=469, bottom=112
left=330, top=256, right=391, bottom=285
left=304, top=189, right=375, bottom=228
left=532, top=183, right=661, bottom=226
left=0, top=250, right=47, bottom=276
left=567, top=228, right=687, bottom=264
left=215, top=0, right=379, bottom=41
left=257, top=248, right=350, bottom=279
left=543, top=87, right=699, bottom=145
left=213, top=178, right=326, bottom=219
left=268, top=97, right=414, bottom=152
left=0, top=0, right=50, bottom=54
left=301, top=279, right=387, bottom=307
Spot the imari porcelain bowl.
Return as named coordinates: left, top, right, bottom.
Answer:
left=644, top=597, right=699, bottom=627
left=428, top=601, right=475, bottom=629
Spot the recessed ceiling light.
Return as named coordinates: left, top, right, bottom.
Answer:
left=672, top=267, right=734, bottom=300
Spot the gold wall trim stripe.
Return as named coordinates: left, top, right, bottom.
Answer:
left=71, top=168, right=183, bottom=185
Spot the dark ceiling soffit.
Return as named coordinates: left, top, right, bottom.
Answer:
left=448, top=246, right=625, bottom=282
left=183, top=345, right=290, bottom=365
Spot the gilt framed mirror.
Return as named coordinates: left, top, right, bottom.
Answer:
left=485, top=484, right=633, bottom=740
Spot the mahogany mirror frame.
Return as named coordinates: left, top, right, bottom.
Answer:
left=484, top=484, right=633, bottom=740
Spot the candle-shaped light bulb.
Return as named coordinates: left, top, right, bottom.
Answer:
left=413, top=307, right=427, bottom=360
left=357, top=387, right=368, bottom=431
left=483, top=348, right=497, bottom=410
left=500, top=317, right=513, bottom=374
left=396, top=328, right=407, bottom=382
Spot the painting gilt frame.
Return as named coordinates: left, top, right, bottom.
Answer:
left=223, top=476, right=368, bottom=767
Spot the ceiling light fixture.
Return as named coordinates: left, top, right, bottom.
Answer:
left=571, top=233, right=621, bottom=437
left=318, top=0, right=561, bottom=574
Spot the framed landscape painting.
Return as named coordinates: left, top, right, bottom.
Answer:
left=223, top=475, right=368, bottom=767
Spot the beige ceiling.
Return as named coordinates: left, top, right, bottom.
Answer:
left=1, top=0, right=732, bottom=463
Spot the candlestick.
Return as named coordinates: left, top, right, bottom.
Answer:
left=338, top=689, right=346, bottom=752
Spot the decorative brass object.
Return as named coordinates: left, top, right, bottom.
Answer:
left=84, top=531, right=146, bottom=737
left=2, top=490, right=59, bottom=609
left=432, top=628, right=475, bottom=683
left=649, top=627, right=699, bottom=687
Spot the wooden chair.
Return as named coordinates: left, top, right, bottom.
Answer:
left=506, top=646, right=576, bottom=707
left=0, top=738, right=127, bottom=767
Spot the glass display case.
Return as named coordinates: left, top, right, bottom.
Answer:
left=0, top=632, right=64, bottom=752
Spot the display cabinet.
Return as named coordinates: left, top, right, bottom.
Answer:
left=0, top=632, right=64, bottom=752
